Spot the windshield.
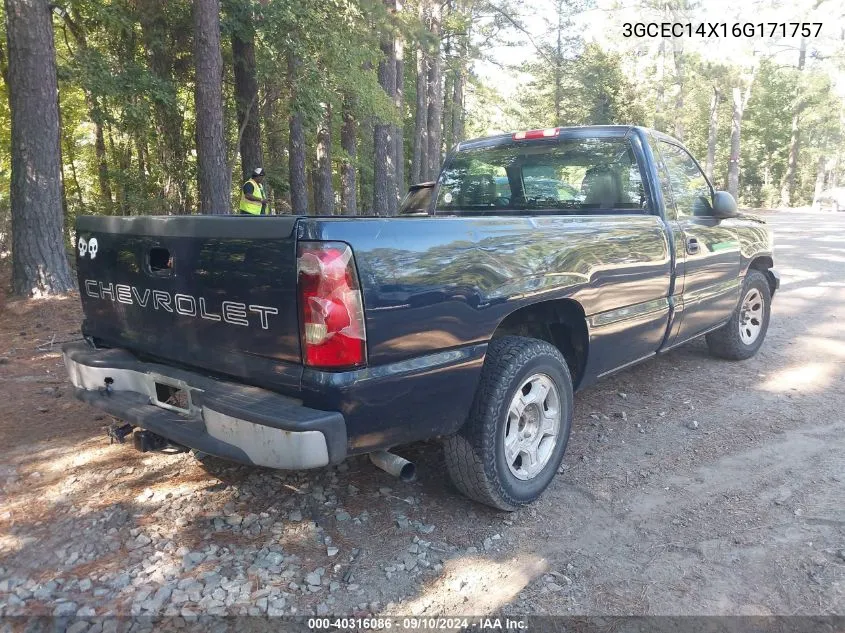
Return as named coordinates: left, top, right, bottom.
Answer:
left=435, top=137, right=649, bottom=214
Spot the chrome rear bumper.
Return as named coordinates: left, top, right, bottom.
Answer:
left=63, top=342, right=347, bottom=469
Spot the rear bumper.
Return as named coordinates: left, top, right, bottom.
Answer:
left=63, top=342, right=347, bottom=469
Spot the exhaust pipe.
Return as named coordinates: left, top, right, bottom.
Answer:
left=369, top=450, right=416, bottom=482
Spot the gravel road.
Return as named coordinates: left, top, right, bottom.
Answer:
left=0, top=209, right=842, bottom=621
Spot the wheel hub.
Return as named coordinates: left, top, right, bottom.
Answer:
left=503, top=374, right=562, bottom=481
left=738, top=287, right=764, bottom=345
left=520, top=405, right=540, bottom=438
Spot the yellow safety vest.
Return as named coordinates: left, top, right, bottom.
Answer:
left=239, top=178, right=265, bottom=215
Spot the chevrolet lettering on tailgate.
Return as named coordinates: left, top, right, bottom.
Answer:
left=83, top=279, right=279, bottom=330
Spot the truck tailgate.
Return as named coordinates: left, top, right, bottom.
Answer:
left=75, top=215, right=302, bottom=387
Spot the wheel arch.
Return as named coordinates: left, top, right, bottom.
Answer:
left=747, top=255, right=777, bottom=296
left=491, top=298, right=589, bottom=389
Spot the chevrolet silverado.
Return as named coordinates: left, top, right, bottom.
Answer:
left=64, top=125, right=779, bottom=510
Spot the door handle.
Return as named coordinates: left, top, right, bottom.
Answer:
left=686, top=237, right=700, bottom=255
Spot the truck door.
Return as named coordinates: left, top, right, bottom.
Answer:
left=655, top=140, right=742, bottom=347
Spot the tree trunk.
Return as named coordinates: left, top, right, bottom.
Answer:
left=705, top=86, right=720, bottom=182
left=5, top=0, right=75, bottom=295
left=62, top=122, right=85, bottom=212
left=780, top=111, right=801, bottom=207
left=107, top=126, right=124, bottom=213
left=394, top=49, right=405, bottom=200
left=442, top=8, right=453, bottom=151
left=425, top=3, right=443, bottom=180
left=288, top=55, right=308, bottom=214
left=117, top=140, right=132, bottom=215
left=779, top=38, right=807, bottom=208
left=289, top=112, right=307, bottom=214
left=654, top=40, right=666, bottom=131
left=449, top=2, right=469, bottom=146
left=411, top=30, right=429, bottom=183
left=58, top=101, right=69, bottom=224
left=262, top=80, right=287, bottom=214
left=813, top=156, right=826, bottom=208
left=452, top=61, right=465, bottom=144
left=313, top=104, right=334, bottom=214
left=672, top=37, right=684, bottom=141
left=728, top=87, right=742, bottom=199
left=727, top=65, right=757, bottom=201
left=359, top=115, right=375, bottom=214
left=231, top=13, right=262, bottom=183
left=373, top=0, right=398, bottom=215
left=137, top=135, right=148, bottom=198
left=373, top=116, right=395, bottom=214
left=554, top=0, right=563, bottom=126
left=193, top=0, right=230, bottom=215
left=93, top=109, right=112, bottom=211
left=341, top=97, right=358, bottom=216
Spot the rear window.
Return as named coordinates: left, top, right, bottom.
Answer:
left=435, top=137, right=649, bottom=215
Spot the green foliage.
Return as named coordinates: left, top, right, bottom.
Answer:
left=259, top=0, right=393, bottom=128
left=572, top=44, right=645, bottom=126
left=514, top=43, right=645, bottom=128
left=741, top=60, right=796, bottom=206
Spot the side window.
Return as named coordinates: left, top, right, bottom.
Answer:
left=658, top=142, right=712, bottom=218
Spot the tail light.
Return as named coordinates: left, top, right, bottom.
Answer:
left=297, top=241, right=366, bottom=369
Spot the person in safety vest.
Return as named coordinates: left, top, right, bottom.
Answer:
left=239, top=167, right=268, bottom=215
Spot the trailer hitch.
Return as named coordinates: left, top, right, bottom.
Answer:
left=133, top=430, right=169, bottom=453
left=107, top=421, right=135, bottom=445
left=133, top=430, right=189, bottom=454
left=100, top=376, right=114, bottom=396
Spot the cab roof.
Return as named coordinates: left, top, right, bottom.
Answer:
left=455, top=125, right=666, bottom=152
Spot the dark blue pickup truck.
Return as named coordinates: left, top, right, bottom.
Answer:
left=64, top=125, right=779, bottom=510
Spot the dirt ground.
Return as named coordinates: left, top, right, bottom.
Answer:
left=0, top=209, right=843, bottom=620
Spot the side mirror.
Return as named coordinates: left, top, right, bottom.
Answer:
left=399, top=181, right=435, bottom=215
left=408, top=182, right=435, bottom=191
left=711, top=191, right=738, bottom=218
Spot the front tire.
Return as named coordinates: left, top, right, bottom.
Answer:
left=705, top=269, right=771, bottom=360
left=444, top=336, right=573, bottom=511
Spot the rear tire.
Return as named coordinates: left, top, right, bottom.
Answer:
left=444, top=336, right=573, bottom=511
left=705, top=269, right=771, bottom=360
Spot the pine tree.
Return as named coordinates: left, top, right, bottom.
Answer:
left=193, top=0, right=231, bottom=214
left=5, top=0, right=75, bottom=295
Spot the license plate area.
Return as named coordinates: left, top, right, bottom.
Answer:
left=150, top=374, right=195, bottom=415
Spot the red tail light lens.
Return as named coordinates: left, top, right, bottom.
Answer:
left=297, top=242, right=366, bottom=369
left=512, top=128, right=559, bottom=140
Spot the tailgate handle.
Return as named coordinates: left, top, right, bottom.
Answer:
left=148, top=247, right=173, bottom=276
